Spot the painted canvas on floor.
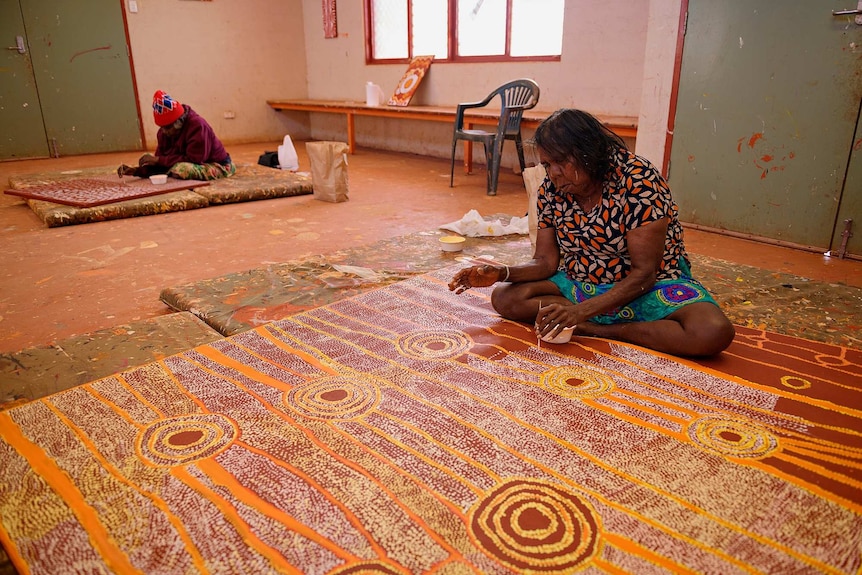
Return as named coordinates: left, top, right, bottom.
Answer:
left=1, top=266, right=860, bottom=574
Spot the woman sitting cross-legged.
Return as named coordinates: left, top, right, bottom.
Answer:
left=448, top=108, right=735, bottom=358
left=118, top=90, right=235, bottom=181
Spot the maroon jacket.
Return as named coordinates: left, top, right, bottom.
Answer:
left=155, top=105, right=230, bottom=167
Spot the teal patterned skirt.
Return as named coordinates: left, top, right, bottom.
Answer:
left=549, top=260, right=718, bottom=325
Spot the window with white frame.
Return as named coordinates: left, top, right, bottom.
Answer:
left=366, top=0, right=565, bottom=63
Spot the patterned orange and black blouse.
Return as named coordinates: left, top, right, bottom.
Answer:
left=537, top=148, right=689, bottom=284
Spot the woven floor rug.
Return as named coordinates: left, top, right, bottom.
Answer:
left=1, top=267, right=860, bottom=574
left=6, top=164, right=313, bottom=227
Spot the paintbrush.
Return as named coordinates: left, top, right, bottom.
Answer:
left=537, top=300, right=541, bottom=349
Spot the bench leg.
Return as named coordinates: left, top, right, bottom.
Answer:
left=346, top=112, right=356, bottom=154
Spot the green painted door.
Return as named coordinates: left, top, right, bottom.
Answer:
left=1, top=0, right=142, bottom=160
left=669, top=1, right=862, bottom=253
left=0, top=0, right=49, bottom=159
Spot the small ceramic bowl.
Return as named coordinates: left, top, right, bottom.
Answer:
left=540, top=326, right=575, bottom=344
left=439, top=235, right=466, bottom=252
left=149, top=174, right=168, bottom=185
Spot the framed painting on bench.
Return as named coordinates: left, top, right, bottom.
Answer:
left=388, top=56, right=434, bottom=107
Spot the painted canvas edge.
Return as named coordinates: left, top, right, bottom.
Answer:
left=387, top=56, right=434, bottom=107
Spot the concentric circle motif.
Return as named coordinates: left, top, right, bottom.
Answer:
left=657, top=284, right=703, bottom=305
left=285, top=376, right=380, bottom=420
left=396, top=330, right=472, bottom=360
left=468, top=479, right=602, bottom=573
left=687, top=416, right=779, bottom=459
left=136, top=414, right=238, bottom=467
left=395, top=73, right=419, bottom=95
left=328, top=560, right=409, bottom=575
left=540, top=365, right=615, bottom=399
left=780, top=375, right=811, bottom=390
left=813, top=353, right=849, bottom=367
left=616, top=306, right=636, bottom=320
left=574, top=283, right=597, bottom=300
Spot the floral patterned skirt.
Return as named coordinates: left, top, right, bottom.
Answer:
left=169, top=159, right=236, bottom=181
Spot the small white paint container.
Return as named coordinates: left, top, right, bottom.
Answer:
left=439, top=236, right=466, bottom=252
left=540, top=326, right=574, bottom=344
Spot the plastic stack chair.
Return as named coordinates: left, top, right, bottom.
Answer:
left=449, top=78, right=540, bottom=196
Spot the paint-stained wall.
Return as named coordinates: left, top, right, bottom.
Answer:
left=668, top=0, right=861, bottom=250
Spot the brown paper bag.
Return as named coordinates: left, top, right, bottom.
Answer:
left=306, top=141, right=349, bottom=203
left=521, top=165, right=547, bottom=250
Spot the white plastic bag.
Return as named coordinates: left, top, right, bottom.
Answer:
left=439, top=209, right=528, bottom=237
left=278, top=135, right=299, bottom=171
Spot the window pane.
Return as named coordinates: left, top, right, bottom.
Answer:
left=412, top=0, right=448, bottom=59
left=457, top=0, right=506, bottom=57
left=511, top=0, right=564, bottom=56
left=372, top=0, right=408, bottom=59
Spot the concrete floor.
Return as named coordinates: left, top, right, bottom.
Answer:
left=1, top=141, right=860, bottom=357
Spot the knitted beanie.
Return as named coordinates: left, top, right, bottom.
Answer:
left=152, top=90, right=185, bottom=126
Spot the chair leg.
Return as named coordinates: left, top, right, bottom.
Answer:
left=483, top=142, right=494, bottom=195
left=449, top=139, right=458, bottom=188
left=515, top=134, right=526, bottom=173
left=488, top=138, right=506, bottom=196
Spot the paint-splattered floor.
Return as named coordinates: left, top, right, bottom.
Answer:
left=158, top=227, right=862, bottom=348
left=3, top=226, right=859, bottom=413
left=1, top=143, right=860, bottom=412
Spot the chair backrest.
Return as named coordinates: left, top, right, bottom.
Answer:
left=494, top=79, right=540, bottom=136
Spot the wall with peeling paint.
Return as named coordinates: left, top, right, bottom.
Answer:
left=667, top=0, right=862, bottom=251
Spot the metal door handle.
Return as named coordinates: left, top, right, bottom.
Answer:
left=833, top=1, right=862, bottom=24
left=6, top=35, right=25, bottom=54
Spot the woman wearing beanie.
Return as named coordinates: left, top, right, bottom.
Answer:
left=118, top=90, right=235, bottom=181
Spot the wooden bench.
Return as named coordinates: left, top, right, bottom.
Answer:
left=267, top=99, right=638, bottom=173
